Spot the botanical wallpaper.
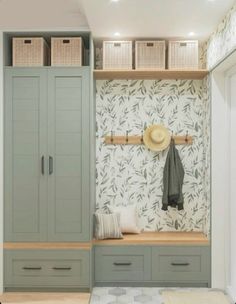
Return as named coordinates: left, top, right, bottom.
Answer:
left=207, top=3, right=236, bottom=70
left=96, top=79, right=210, bottom=232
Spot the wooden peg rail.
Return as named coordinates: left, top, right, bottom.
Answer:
left=104, top=135, right=193, bottom=145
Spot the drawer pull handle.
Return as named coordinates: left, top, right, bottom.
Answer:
left=23, top=267, right=42, bottom=270
left=171, top=262, right=190, bottom=266
left=52, top=267, right=72, bottom=270
left=113, top=262, right=132, bottom=266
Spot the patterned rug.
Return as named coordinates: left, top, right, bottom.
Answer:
left=90, top=287, right=231, bottom=304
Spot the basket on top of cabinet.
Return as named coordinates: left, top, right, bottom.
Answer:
left=51, top=37, right=83, bottom=66
left=168, top=40, right=199, bottom=70
left=135, top=41, right=166, bottom=70
left=103, top=41, right=133, bottom=70
left=12, top=37, right=49, bottom=67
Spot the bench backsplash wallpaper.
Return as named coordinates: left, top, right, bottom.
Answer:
left=96, top=79, right=210, bottom=233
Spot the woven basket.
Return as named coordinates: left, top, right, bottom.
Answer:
left=168, top=40, right=199, bottom=70
left=13, top=37, right=49, bottom=66
left=103, top=41, right=133, bottom=70
left=51, top=37, right=83, bottom=66
left=135, top=41, right=166, bottom=70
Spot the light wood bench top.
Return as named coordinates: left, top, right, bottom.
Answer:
left=4, top=242, right=92, bottom=250
left=93, top=232, right=209, bottom=245
left=3, top=232, right=209, bottom=249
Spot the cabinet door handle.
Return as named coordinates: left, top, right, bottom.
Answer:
left=41, top=156, right=45, bottom=175
left=49, top=156, right=53, bottom=175
left=113, top=262, right=132, bottom=266
left=52, top=267, right=72, bottom=270
left=23, top=266, right=42, bottom=270
left=171, top=262, right=190, bottom=266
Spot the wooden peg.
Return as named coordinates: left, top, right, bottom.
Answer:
left=126, top=130, right=129, bottom=143
left=111, top=131, right=114, bottom=143
left=185, top=131, right=189, bottom=143
left=141, top=130, right=144, bottom=143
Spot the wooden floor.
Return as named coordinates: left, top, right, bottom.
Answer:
left=0, top=293, right=91, bottom=304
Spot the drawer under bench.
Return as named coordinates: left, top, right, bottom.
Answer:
left=94, top=245, right=210, bottom=287
left=4, top=249, right=90, bottom=289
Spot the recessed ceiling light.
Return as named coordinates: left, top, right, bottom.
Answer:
left=114, top=32, right=121, bottom=37
left=111, top=0, right=120, bottom=2
left=188, top=32, right=195, bottom=36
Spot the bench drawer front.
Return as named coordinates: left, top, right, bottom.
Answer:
left=152, top=246, right=210, bottom=282
left=5, top=249, right=90, bottom=288
left=95, top=246, right=151, bottom=282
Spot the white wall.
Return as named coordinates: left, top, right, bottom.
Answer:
left=226, top=68, right=236, bottom=301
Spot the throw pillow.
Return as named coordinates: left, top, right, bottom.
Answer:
left=94, top=212, right=123, bottom=240
left=108, top=205, right=141, bottom=234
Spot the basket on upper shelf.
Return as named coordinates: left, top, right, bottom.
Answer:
left=135, top=40, right=166, bottom=70
left=168, top=40, right=199, bottom=70
left=12, top=37, right=49, bottom=67
left=103, top=41, right=133, bottom=70
left=51, top=37, right=84, bottom=66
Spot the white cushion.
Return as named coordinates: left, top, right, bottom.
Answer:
left=109, top=205, right=141, bottom=234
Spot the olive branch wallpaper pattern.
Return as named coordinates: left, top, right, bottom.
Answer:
left=96, top=79, right=210, bottom=232
left=207, top=3, right=236, bottom=70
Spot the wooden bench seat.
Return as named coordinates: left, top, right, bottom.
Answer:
left=93, top=231, right=209, bottom=245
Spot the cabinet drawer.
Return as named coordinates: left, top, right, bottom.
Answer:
left=5, top=249, right=90, bottom=288
left=152, top=246, right=210, bottom=283
left=95, top=246, right=151, bottom=282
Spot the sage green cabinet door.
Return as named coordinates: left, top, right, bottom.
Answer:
left=47, top=68, right=90, bottom=241
left=4, top=68, right=48, bottom=241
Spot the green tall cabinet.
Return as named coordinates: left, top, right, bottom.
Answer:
left=4, top=67, right=91, bottom=242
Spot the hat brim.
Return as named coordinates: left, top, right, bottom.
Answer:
left=143, top=125, right=171, bottom=152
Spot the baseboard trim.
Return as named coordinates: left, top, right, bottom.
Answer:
left=227, top=286, right=236, bottom=303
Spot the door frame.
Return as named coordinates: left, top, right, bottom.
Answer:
left=211, top=50, right=236, bottom=297
left=224, top=64, right=236, bottom=301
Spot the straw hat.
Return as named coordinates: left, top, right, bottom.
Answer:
left=143, top=124, right=171, bottom=152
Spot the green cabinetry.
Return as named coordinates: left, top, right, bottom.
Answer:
left=4, top=249, right=90, bottom=289
left=95, top=246, right=151, bottom=282
left=94, top=245, right=211, bottom=287
left=4, top=67, right=90, bottom=242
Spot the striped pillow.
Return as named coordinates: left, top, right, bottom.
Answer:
left=94, top=213, right=123, bottom=240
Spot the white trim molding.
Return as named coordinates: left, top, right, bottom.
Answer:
left=211, top=50, right=236, bottom=292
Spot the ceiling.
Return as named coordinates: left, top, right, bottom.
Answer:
left=0, top=0, right=234, bottom=40
left=0, top=0, right=89, bottom=30
left=81, top=0, right=235, bottom=40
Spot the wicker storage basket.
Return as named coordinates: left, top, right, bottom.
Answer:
left=51, top=37, right=83, bottom=66
left=13, top=37, right=48, bottom=66
left=135, top=41, right=166, bottom=70
left=103, top=41, right=133, bottom=70
left=168, top=40, right=199, bottom=70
